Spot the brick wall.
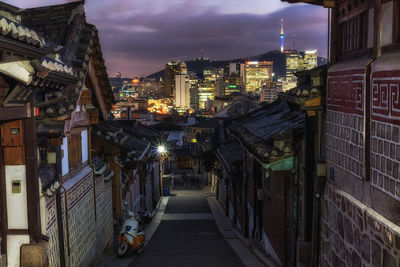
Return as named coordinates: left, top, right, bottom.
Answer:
left=95, top=175, right=113, bottom=250
left=326, top=69, right=365, bottom=180
left=370, top=70, right=400, bottom=199
left=45, top=196, right=60, bottom=267
left=320, top=184, right=400, bottom=267
left=322, top=62, right=400, bottom=267
left=63, top=166, right=95, bottom=267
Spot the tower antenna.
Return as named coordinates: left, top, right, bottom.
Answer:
left=292, top=33, right=296, bottom=51
left=280, top=18, right=284, bottom=52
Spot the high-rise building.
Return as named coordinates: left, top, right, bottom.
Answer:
left=189, top=73, right=199, bottom=110
left=164, top=61, right=186, bottom=97
left=281, top=50, right=318, bottom=91
left=198, top=80, right=215, bottom=109
left=174, top=75, right=190, bottom=110
left=224, top=63, right=244, bottom=95
left=303, top=50, right=318, bottom=70
left=244, top=61, right=273, bottom=94
left=179, top=62, right=187, bottom=75
left=260, top=82, right=282, bottom=103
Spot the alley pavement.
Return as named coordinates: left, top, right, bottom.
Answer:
left=128, top=177, right=245, bottom=267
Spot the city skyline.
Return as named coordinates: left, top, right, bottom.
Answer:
left=6, top=0, right=328, bottom=77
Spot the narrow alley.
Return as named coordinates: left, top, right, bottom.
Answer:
left=125, top=172, right=264, bottom=267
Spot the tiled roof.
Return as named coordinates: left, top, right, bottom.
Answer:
left=21, top=1, right=114, bottom=112
left=280, top=65, right=327, bottom=106
left=93, top=121, right=151, bottom=164
left=0, top=16, right=45, bottom=47
left=40, top=55, right=76, bottom=76
left=216, top=141, right=243, bottom=173
left=228, top=99, right=305, bottom=163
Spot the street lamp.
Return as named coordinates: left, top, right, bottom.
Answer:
left=157, top=145, right=166, bottom=155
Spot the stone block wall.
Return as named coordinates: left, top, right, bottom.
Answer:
left=94, top=175, right=113, bottom=252
left=326, top=69, right=365, bottom=180
left=45, top=196, right=60, bottom=267
left=63, top=166, right=95, bottom=267
left=321, top=62, right=400, bottom=267
left=370, top=69, right=400, bottom=199
left=320, top=184, right=400, bottom=267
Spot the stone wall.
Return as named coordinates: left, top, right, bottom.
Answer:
left=45, top=196, right=61, bottom=267
left=63, top=166, right=96, bottom=267
left=370, top=69, right=400, bottom=199
left=94, top=175, right=113, bottom=255
left=326, top=69, right=365, bottom=180
left=320, top=184, right=400, bottom=267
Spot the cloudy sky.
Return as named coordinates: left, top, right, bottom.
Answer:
left=8, top=0, right=328, bottom=77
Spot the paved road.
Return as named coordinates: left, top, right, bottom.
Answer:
left=128, top=181, right=245, bottom=267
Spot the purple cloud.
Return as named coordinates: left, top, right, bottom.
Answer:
left=5, top=0, right=328, bottom=77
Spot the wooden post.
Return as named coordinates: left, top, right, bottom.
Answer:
left=24, top=114, right=41, bottom=243
left=55, top=145, right=66, bottom=267
left=0, top=144, right=7, bottom=255
left=330, top=5, right=338, bottom=64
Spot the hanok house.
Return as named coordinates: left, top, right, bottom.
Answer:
left=280, top=65, right=327, bottom=266
left=92, top=121, right=161, bottom=224
left=283, top=0, right=400, bottom=266
left=0, top=1, right=114, bottom=267
left=228, top=99, right=305, bottom=266
left=215, top=141, right=243, bottom=225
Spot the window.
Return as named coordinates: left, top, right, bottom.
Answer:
left=68, top=133, right=82, bottom=169
left=340, top=11, right=368, bottom=55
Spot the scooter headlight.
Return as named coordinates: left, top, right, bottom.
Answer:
left=125, top=226, right=132, bottom=231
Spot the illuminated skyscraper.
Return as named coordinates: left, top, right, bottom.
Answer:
left=189, top=73, right=199, bottom=110
left=198, top=81, right=215, bottom=109
left=244, top=61, right=273, bottom=93
left=280, top=18, right=284, bottom=53
left=164, top=61, right=187, bottom=97
left=174, top=75, right=190, bottom=110
left=303, top=50, right=318, bottom=70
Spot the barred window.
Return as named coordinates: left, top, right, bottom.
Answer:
left=340, top=11, right=368, bottom=55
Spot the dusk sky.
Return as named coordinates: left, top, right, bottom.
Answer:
left=8, top=0, right=328, bottom=78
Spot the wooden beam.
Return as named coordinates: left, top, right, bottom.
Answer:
left=88, top=58, right=107, bottom=121
left=24, top=113, right=41, bottom=243
left=393, top=0, right=400, bottom=44
left=0, top=36, right=52, bottom=58
left=0, top=105, right=30, bottom=120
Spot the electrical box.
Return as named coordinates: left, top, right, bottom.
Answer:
left=11, top=180, right=21, bottom=193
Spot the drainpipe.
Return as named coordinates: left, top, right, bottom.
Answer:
left=291, top=148, right=300, bottom=267
left=55, top=145, right=66, bottom=267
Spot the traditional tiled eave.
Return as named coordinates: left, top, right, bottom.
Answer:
left=227, top=99, right=305, bottom=165
left=0, top=36, right=52, bottom=58
left=215, top=142, right=243, bottom=175
left=281, top=65, right=327, bottom=115
left=93, top=121, right=151, bottom=166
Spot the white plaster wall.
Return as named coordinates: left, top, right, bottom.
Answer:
left=368, top=8, right=374, bottom=48
left=61, top=137, right=69, bottom=176
left=5, top=165, right=28, bottom=229
left=7, top=235, right=29, bottom=267
left=81, top=129, right=88, bottom=163
left=381, top=1, right=393, bottom=47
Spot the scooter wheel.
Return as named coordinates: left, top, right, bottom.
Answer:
left=118, top=240, right=129, bottom=257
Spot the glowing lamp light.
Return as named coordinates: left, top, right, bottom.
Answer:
left=157, top=145, right=166, bottom=154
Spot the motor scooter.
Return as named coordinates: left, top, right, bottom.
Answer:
left=118, top=211, right=145, bottom=256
